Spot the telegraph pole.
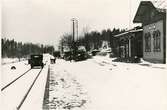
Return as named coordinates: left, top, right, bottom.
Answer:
left=71, top=18, right=78, bottom=60
left=70, top=18, right=74, bottom=61
left=76, top=20, right=78, bottom=41
left=72, top=18, right=75, bottom=44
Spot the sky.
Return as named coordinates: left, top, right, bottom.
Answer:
left=1, top=0, right=146, bottom=49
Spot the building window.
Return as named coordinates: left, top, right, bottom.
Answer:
left=153, top=30, right=161, bottom=52
left=145, top=32, right=151, bottom=52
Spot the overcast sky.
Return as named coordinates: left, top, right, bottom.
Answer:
left=2, top=0, right=143, bottom=48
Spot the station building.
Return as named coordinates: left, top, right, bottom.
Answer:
left=133, top=1, right=166, bottom=63
left=114, top=28, right=143, bottom=58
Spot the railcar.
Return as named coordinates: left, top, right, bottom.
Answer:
left=29, top=54, right=44, bottom=68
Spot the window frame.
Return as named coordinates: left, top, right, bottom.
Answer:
left=153, top=30, right=161, bottom=52
left=144, top=32, right=151, bottom=52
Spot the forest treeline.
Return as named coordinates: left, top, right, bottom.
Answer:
left=1, top=38, right=55, bottom=58
left=59, top=26, right=142, bottom=54
left=59, top=28, right=126, bottom=52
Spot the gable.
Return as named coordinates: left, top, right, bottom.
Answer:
left=133, top=1, right=166, bottom=26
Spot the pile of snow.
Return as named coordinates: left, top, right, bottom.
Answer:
left=2, top=58, right=19, bottom=65
left=78, top=46, right=86, bottom=52
left=1, top=57, right=27, bottom=65
left=100, top=48, right=111, bottom=53
left=43, top=53, right=54, bottom=64
left=139, top=58, right=166, bottom=69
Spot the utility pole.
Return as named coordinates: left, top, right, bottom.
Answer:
left=72, top=18, right=75, bottom=44
left=129, top=0, right=131, bottom=29
left=71, top=18, right=78, bottom=60
left=76, top=20, right=78, bottom=41
left=72, top=18, right=75, bottom=61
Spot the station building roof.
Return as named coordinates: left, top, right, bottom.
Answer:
left=114, top=29, right=143, bottom=38
left=133, top=1, right=166, bottom=23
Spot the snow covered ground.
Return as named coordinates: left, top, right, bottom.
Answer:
left=47, top=55, right=167, bottom=110
left=1, top=54, right=50, bottom=110
left=20, top=64, right=49, bottom=110
left=2, top=69, right=42, bottom=110
left=1, top=60, right=30, bottom=87
left=43, top=64, right=90, bottom=110
left=1, top=54, right=167, bottom=110
left=1, top=58, right=26, bottom=65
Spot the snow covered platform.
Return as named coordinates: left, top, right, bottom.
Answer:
left=43, top=62, right=90, bottom=110
left=44, top=56, right=167, bottom=110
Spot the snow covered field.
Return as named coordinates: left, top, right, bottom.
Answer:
left=47, top=55, right=167, bottom=110
left=1, top=58, right=26, bottom=65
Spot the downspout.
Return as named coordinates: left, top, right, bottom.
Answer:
left=165, top=10, right=167, bottom=64
left=163, top=10, right=166, bottom=64
left=129, top=35, right=131, bottom=57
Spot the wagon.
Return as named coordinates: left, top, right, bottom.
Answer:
left=50, top=56, right=56, bottom=64
left=29, top=54, right=44, bottom=68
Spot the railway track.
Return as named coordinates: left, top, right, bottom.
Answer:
left=16, top=68, right=43, bottom=110
left=1, top=68, right=32, bottom=91
left=1, top=66, right=45, bottom=110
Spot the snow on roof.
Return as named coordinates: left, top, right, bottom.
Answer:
left=151, top=0, right=167, bottom=9
left=114, top=29, right=143, bottom=37
left=134, top=1, right=166, bottom=23
left=130, top=29, right=143, bottom=33
left=141, top=0, right=167, bottom=10
left=114, top=32, right=129, bottom=37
